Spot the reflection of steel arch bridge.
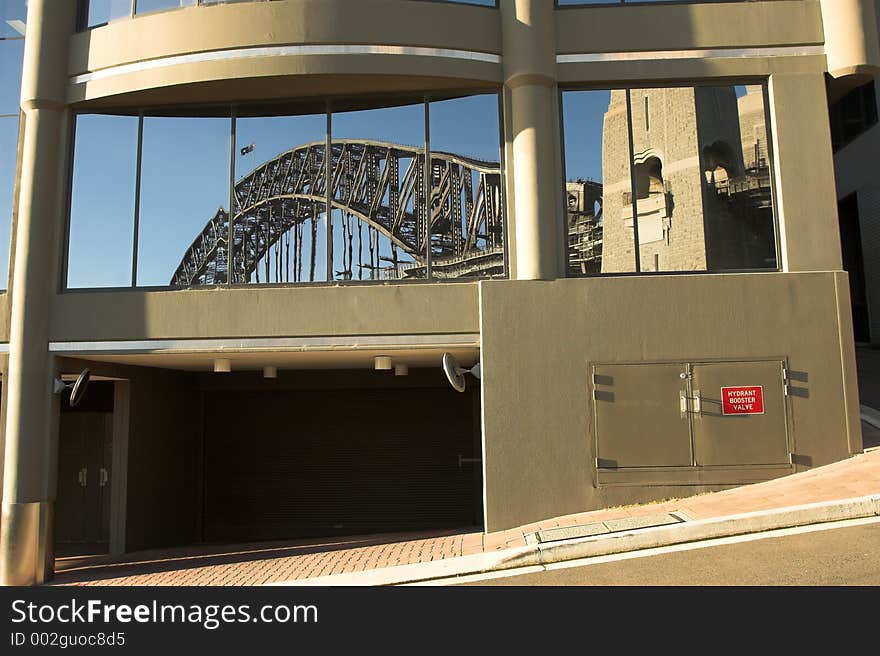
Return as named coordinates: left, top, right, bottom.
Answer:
left=171, top=139, right=504, bottom=286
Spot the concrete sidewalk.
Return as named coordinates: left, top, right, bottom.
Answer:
left=53, top=443, right=880, bottom=587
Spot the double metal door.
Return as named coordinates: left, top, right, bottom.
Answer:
left=55, top=412, right=112, bottom=544
left=593, top=360, right=790, bottom=469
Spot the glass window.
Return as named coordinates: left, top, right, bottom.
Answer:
left=634, top=84, right=777, bottom=272
left=65, top=96, right=508, bottom=289
left=1, top=1, right=25, bottom=290
left=429, top=94, right=504, bottom=278
left=421, top=0, right=496, bottom=5
left=830, top=80, right=879, bottom=152
left=562, top=89, right=635, bottom=274
left=135, top=0, right=196, bottom=15
left=137, top=115, right=231, bottom=286
left=330, top=101, right=426, bottom=281
left=557, top=1, right=731, bottom=5
left=199, top=0, right=264, bottom=5
left=562, top=83, right=776, bottom=275
left=84, top=0, right=132, bottom=28
left=627, top=86, right=706, bottom=273
left=232, top=113, right=327, bottom=284
left=0, top=0, right=26, bottom=38
left=0, top=117, right=17, bottom=287
left=0, top=38, right=24, bottom=116
left=66, top=115, right=138, bottom=288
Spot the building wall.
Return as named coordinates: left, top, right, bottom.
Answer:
left=49, top=283, right=480, bottom=342
left=479, top=272, right=861, bottom=531
left=833, top=78, right=880, bottom=342
left=855, top=185, right=880, bottom=341
left=0, top=0, right=872, bottom=581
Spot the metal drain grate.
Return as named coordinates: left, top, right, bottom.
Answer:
left=533, top=512, right=686, bottom=544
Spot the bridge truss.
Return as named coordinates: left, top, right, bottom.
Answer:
left=171, top=140, right=505, bottom=286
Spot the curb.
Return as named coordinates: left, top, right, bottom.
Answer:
left=270, top=494, right=880, bottom=586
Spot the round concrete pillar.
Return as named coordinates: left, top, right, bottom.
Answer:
left=500, top=0, right=563, bottom=280
left=821, top=0, right=880, bottom=79
left=0, top=0, right=75, bottom=586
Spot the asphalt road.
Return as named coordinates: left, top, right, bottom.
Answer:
left=459, top=520, right=880, bottom=586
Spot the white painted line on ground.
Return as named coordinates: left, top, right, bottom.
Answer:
left=413, top=515, right=880, bottom=586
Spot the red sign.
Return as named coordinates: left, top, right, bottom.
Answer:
left=721, top=386, right=764, bottom=415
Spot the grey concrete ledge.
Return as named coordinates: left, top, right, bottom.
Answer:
left=270, top=494, right=880, bottom=586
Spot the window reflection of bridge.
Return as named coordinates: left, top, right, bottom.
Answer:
left=172, top=140, right=504, bottom=286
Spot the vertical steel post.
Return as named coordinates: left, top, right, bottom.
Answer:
left=325, top=102, right=332, bottom=281
left=424, top=98, right=432, bottom=279
left=227, top=109, right=236, bottom=284
left=131, top=111, right=143, bottom=286
left=624, top=89, right=642, bottom=273
left=498, top=91, right=509, bottom=279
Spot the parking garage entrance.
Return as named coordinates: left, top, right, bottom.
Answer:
left=200, top=376, right=482, bottom=543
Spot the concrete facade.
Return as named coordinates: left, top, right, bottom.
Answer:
left=0, top=0, right=873, bottom=584
left=832, top=76, right=880, bottom=343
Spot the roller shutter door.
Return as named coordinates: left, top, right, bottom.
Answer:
left=203, top=387, right=479, bottom=542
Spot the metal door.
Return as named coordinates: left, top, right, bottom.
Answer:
left=55, top=412, right=112, bottom=544
left=690, top=360, right=789, bottom=466
left=55, top=416, right=88, bottom=543
left=593, top=363, right=692, bottom=468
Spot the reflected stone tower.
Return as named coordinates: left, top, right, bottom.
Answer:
left=601, top=86, right=773, bottom=273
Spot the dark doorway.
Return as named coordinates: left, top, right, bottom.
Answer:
left=839, top=193, right=871, bottom=342
left=55, top=381, right=114, bottom=555
left=202, top=384, right=481, bottom=543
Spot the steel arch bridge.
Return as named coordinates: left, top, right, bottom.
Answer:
left=171, top=139, right=504, bottom=286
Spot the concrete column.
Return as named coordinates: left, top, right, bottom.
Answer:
left=0, top=0, right=75, bottom=586
left=820, top=0, right=880, bottom=79
left=500, top=0, right=564, bottom=280
left=767, top=72, right=843, bottom=272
